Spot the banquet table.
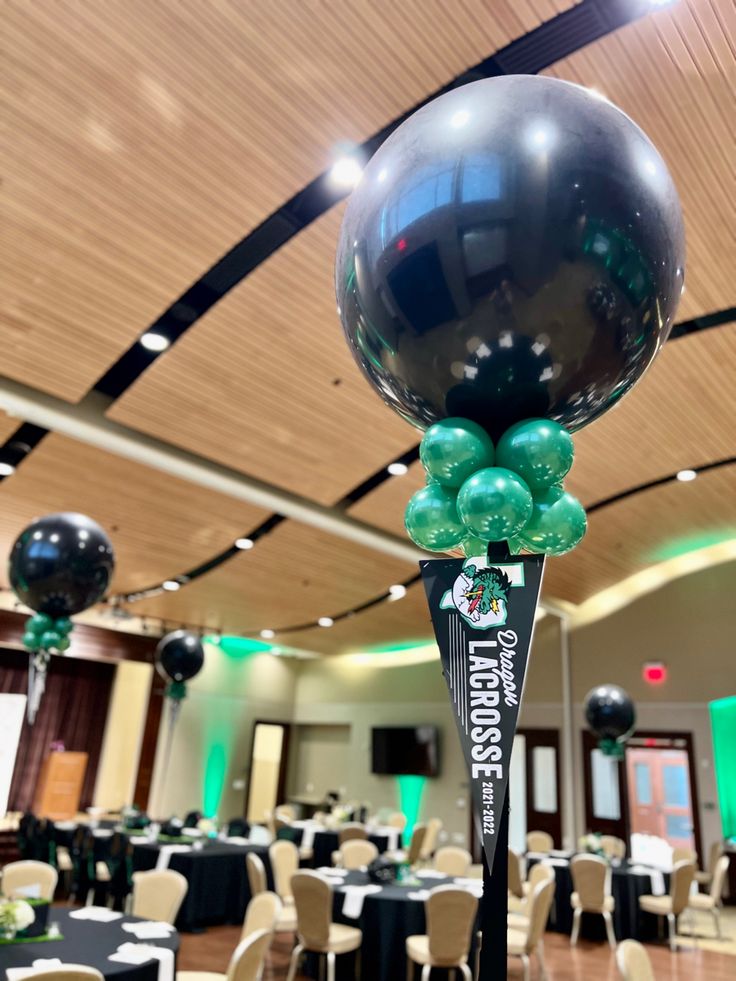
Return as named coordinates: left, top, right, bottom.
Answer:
left=289, top=823, right=398, bottom=868
left=526, top=854, right=670, bottom=941
left=132, top=840, right=272, bottom=932
left=0, top=910, right=179, bottom=981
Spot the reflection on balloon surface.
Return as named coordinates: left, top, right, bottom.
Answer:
left=336, top=76, right=684, bottom=440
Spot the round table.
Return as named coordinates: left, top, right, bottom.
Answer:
left=0, top=911, right=179, bottom=981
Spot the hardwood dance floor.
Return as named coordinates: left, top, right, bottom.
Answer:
left=178, top=923, right=735, bottom=979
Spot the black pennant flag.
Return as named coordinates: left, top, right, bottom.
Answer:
left=421, top=550, right=545, bottom=873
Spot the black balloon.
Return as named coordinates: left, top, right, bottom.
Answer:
left=156, top=630, right=205, bottom=683
left=9, top=512, right=115, bottom=617
left=336, top=76, right=684, bottom=440
left=584, top=684, right=636, bottom=741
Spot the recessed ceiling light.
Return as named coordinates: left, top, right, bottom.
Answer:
left=0, top=462, right=15, bottom=476
left=162, top=580, right=181, bottom=591
left=387, top=462, right=408, bottom=476
left=140, top=332, right=170, bottom=353
left=235, top=537, right=254, bottom=550
left=676, top=469, right=697, bottom=482
left=329, top=156, right=363, bottom=189
left=260, top=629, right=275, bottom=639
left=318, top=616, right=334, bottom=628
left=388, top=584, right=407, bottom=601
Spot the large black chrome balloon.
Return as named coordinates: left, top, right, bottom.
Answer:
left=9, top=513, right=115, bottom=617
left=336, top=76, right=685, bottom=439
left=584, top=684, right=636, bottom=742
left=156, top=630, right=205, bottom=683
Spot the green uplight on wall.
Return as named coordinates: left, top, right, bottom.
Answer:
left=203, top=743, right=228, bottom=819
left=206, top=635, right=273, bottom=658
left=710, top=696, right=736, bottom=839
left=397, top=774, right=426, bottom=840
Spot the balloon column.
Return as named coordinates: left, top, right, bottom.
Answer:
left=584, top=684, right=636, bottom=758
left=8, top=513, right=115, bottom=723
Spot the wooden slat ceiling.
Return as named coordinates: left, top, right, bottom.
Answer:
left=127, top=520, right=415, bottom=636
left=544, top=0, right=736, bottom=321
left=0, top=433, right=268, bottom=596
left=1, top=0, right=574, bottom=403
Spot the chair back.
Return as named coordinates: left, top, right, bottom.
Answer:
left=31, top=968, right=104, bottom=981
left=242, top=891, right=282, bottom=940
left=246, top=851, right=268, bottom=896
left=420, top=818, right=443, bottom=859
left=1, top=859, right=58, bottom=900
left=433, top=846, right=471, bottom=877
left=571, top=855, right=608, bottom=909
left=292, top=871, right=332, bottom=949
left=526, top=830, right=553, bottom=853
left=526, top=878, right=555, bottom=952
left=616, top=939, right=655, bottom=981
left=338, top=823, right=368, bottom=844
left=706, top=840, right=723, bottom=875
left=269, top=839, right=299, bottom=901
left=600, top=835, right=626, bottom=860
left=528, top=861, right=554, bottom=891
left=131, top=869, right=188, bottom=923
left=508, top=849, right=524, bottom=899
left=340, top=839, right=378, bottom=870
left=670, top=860, right=695, bottom=915
left=227, top=929, right=273, bottom=981
left=275, top=804, right=296, bottom=823
left=387, top=812, right=407, bottom=832
left=709, top=854, right=730, bottom=902
left=426, top=885, right=477, bottom=965
left=672, top=846, right=696, bottom=865
left=406, top=823, right=427, bottom=865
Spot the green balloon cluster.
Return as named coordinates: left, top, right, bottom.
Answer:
left=405, top=416, right=586, bottom=557
left=22, top=612, right=73, bottom=654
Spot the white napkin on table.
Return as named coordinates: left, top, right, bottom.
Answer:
left=415, top=869, right=446, bottom=879
left=156, top=844, right=191, bottom=870
left=628, top=866, right=666, bottom=896
left=121, top=921, right=176, bottom=940
left=367, top=826, right=399, bottom=851
left=340, top=884, right=382, bottom=918
left=224, top=836, right=250, bottom=846
left=407, top=890, right=431, bottom=902
left=544, top=857, right=570, bottom=868
left=300, top=825, right=317, bottom=851
left=248, top=825, right=272, bottom=845
left=93, top=829, right=113, bottom=838
left=110, top=943, right=174, bottom=981
left=7, top=960, right=63, bottom=981
left=69, top=906, right=123, bottom=921
left=317, top=867, right=348, bottom=877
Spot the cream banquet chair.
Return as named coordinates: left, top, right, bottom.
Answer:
left=506, top=877, right=555, bottom=981
left=338, top=839, right=379, bottom=870
left=526, top=831, right=553, bottom=854
left=508, top=849, right=524, bottom=900
left=245, top=853, right=297, bottom=933
left=419, top=818, right=443, bottom=862
left=695, top=841, right=723, bottom=887
left=638, top=860, right=695, bottom=952
left=672, top=847, right=696, bottom=865
left=269, top=839, right=299, bottom=906
left=32, top=968, right=104, bottom=981
left=338, top=823, right=368, bottom=844
left=687, top=854, right=730, bottom=939
left=275, top=804, right=296, bottom=822
left=241, top=891, right=282, bottom=939
left=600, top=836, right=626, bottom=861
left=388, top=823, right=427, bottom=867
left=433, top=846, right=472, bottom=877
left=570, top=855, right=616, bottom=948
left=616, top=939, right=655, bottom=981
left=177, top=928, right=272, bottom=981
left=388, top=811, right=407, bottom=833
left=523, top=861, right=555, bottom=898
left=131, top=869, right=188, bottom=924
left=286, top=871, right=362, bottom=981
left=406, top=885, right=477, bottom=981
left=1, top=859, right=58, bottom=900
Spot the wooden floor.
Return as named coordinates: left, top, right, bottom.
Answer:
left=178, top=924, right=736, bottom=979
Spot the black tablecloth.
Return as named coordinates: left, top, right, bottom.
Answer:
left=0, top=910, right=179, bottom=981
left=527, top=856, right=669, bottom=941
left=132, top=841, right=272, bottom=932
left=290, top=829, right=391, bottom=868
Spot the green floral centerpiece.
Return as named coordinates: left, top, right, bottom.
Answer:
left=579, top=832, right=606, bottom=859
left=0, top=899, right=35, bottom=941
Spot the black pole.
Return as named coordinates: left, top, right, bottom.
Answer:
left=479, top=790, right=509, bottom=979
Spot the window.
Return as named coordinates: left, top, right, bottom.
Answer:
left=662, top=764, right=688, bottom=807
left=532, top=746, right=557, bottom=814
left=592, top=749, right=621, bottom=820
left=634, top=763, right=652, bottom=806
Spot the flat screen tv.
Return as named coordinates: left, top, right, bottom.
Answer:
left=371, top=726, right=439, bottom=777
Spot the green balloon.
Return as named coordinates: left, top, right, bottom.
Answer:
left=420, top=418, right=494, bottom=488
left=29, top=613, right=53, bottom=636
left=56, top=636, right=71, bottom=653
left=507, top=537, right=525, bottom=555
left=516, top=486, right=587, bottom=556
left=457, top=468, right=533, bottom=541
left=496, top=418, right=574, bottom=491
left=23, top=630, right=40, bottom=651
left=55, top=617, right=73, bottom=636
left=405, top=484, right=465, bottom=552
left=40, top=630, right=62, bottom=652
left=461, top=535, right=489, bottom=558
